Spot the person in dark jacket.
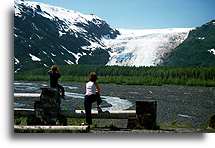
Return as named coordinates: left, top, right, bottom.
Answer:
left=48, top=65, right=65, bottom=98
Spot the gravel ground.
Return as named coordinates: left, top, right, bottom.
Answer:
left=100, top=83, right=215, bottom=128
left=14, top=81, right=215, bottom=129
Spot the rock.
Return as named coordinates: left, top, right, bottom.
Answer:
left=30, top=87, right=66, bottom=125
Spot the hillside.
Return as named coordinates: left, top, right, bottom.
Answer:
left=162, top=20, right=215, bottom=67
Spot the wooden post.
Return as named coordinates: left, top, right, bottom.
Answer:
left=136, top=100, right=157, bottom=129
left=209, top=115, right=215, bottom=129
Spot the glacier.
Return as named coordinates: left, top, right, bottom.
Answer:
left=103, top=28, right=193, bottom=66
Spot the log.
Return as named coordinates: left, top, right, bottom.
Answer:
left=69, top=110, right=136, bottom=119
left=14, top=108, right=136, bottom=119
left=14, top=93, right=40, bottom=98
left=14, top=125, right=89, bottom=133
left=14, top=108, right=34, bottom=116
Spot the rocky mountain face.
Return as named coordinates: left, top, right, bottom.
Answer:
left=161, top=20, right=215, bottom=67
left=14, top=0, right=119, bottom=72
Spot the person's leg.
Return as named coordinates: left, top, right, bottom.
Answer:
left=57, top=84, right=65, bottom=97
left=95, top=93, right=102, bottom=113
left=96, top=93, right=102, bottom=106
left=84, top=96, right=92, bottom=125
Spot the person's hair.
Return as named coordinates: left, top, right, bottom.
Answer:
left=89, top=72, right=97, bottom=82
left=51, top=65, right=59, bottom=72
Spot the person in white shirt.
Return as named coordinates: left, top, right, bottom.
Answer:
left=84, top=72, right=102, bottom=125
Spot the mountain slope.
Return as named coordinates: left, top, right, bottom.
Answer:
left=14, top=0, right=119, bottom=72
left=161, top=20, right=215, bottom=67
left=14, top=0, right=215, bottom=71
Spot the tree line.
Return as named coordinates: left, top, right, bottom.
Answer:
left=14, top=65, right=215, bottom=86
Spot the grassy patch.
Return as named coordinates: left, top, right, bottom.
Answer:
left=67, top=118, right=85, bottom=126
left=14, top=115, right=28, bottom=125
left=159, top=121, right=194, bottom=129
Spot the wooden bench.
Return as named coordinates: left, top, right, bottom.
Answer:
left=14, top=93, right=157, bottom=130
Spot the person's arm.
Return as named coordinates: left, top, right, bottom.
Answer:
left=57, top=72, right=61, bottom=78
left=95, top=83, right=100, bottom=93
left=48, top=70, right=51, bottom=75
left=54, top=72, right=61, bottom=79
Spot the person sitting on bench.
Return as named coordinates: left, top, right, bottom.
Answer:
left=48, top=65, right=65, bottom=98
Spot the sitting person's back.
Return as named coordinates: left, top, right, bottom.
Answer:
left=48, top=65, right=65, bottom=98
left=48, top=69, right=61, bottom=88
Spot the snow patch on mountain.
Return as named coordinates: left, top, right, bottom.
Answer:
left=64, top=60, right=74, bottom=65
left=58, top=31, right=66, bottom=37
left=43, top=64, right=48, bottom=67
left=14, top=57, right=20, bottom=65
left=71, top=52, right=81, bottom=64
left=103, top=28, right=192, bottom=66
left=50, top=53, right=56, bottom=57
left=29, top=53, right=41, bottom=61
left=208, top=48, right=215, bottom=55
left=42, top=51, right=47, bottom=55
left=198, top=37, right=205, bottom=40
left=15, top=68, right=21, bottom=73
